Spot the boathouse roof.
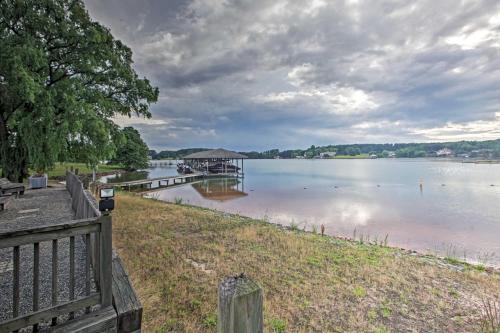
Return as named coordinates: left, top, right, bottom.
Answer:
left=183, top=148, right=248, bottom=159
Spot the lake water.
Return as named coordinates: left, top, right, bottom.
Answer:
left=120, top=159, right=500, bottom=266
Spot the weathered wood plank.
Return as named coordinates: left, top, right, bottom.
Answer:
left=69, top=236, right=75, bottom=319
left=112, top=252, right=142, bottom=333
left=13, top=246, right=20, bottom=320
left=52, top=239, right=58, bottom=326
left=49, top=306, right=117, bottom=333
left=100, top=215, right=113, bottom=307
left=0, top=223, right=100, bottom=249
left=0, top=217, right=99, bottom=239
left=33, top=242, right=40, bottom=332
left=0, top=196, right=11, bottom=211
left=0, top=293, right=100, bottom=332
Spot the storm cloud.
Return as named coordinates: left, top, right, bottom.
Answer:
left=84, top=0, right=500, bottom=150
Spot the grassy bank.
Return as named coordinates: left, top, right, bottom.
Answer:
left=47, top=162, right=122, bottom=178
left=112, top=193, right=500, bottom=332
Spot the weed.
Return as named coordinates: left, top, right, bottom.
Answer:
left=375, top=327, right=389, bottom=333
left=289, top=221, right=299, bottom=231
left=311, top=225, right=318, bottom=234
left=353, top=286, right=367, bottom=298
left=203, top=313, right=217, bottom=328
left=174, top=197, right=183, bottom=205
left=480, top=298, right=500, bottom=333
left=383, top=233, right=389, bottom=247
left=306, top=256, right=322, bottom=268
left=149, top=192, right=161, bottom=201
left=444, top=257, right=464, bottom=266
left=367, top=309, right=377, bottom=321
left=379, top=304, right=392, bottom=318
left=156, top=319, right=179, bottom=332
left=270, top=318, right=287, bottom=332
left=189, top=299, right=202, bottom=311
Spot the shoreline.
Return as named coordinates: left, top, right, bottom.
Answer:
left=147, top=195, right=500, bottom=273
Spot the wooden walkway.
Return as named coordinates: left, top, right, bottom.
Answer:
left=113, top=173, right=204, bottom=190
left=0, top=173, right=142, bottom=332
left=112, top=172, right=243, bottom=190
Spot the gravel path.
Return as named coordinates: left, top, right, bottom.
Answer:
left=0, top=186, right=97, bottom=326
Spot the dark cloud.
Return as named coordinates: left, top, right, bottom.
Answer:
left=84, top=0, right=500, bottom=150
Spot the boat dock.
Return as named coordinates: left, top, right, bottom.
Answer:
left=112, top=173, right=204, bottom=190
left=111, top=172, right=242, bottom=191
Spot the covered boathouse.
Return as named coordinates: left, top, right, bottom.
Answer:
left=183, top=148, right=247, bottom=177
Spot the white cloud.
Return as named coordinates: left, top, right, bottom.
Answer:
left=412, top=114, right=500, bottom=141
left=113, top=115, right=169, bottom=127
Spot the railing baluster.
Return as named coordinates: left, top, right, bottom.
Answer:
left=85, top=233, right=91, bottom=314
left=99, top=215, right=113, bottom=307
left=33, top=242, right=39, bottom=332
left=51, top=239, right=58, bottom=326
left=95, top=232, right=101, bottom=290
left=13, top=245, right=20, bottom=333
left=69, top=236, right=75, bottom=319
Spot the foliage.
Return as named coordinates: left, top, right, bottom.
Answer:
left=202, top=313, right=217, bottom=328
left=150, top=148, right=209, bottom=160
left=0, top=0, right=158, bottom=181
left=46, top=162, right=121, bottom=178
left=111, top=127, right=149, bottom=171
left=149, top=139, right=500, bottom=160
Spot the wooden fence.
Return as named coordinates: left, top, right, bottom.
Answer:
left=0, top=171, right=113, bottom=332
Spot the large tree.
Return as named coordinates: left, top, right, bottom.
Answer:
left=111, top=126, right=149, bottom=171
left=0, top=0, right=159, bottom=181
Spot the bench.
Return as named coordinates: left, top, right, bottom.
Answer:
left=0, top=178, right=25, bottom=197
left=0, top=195, right=11, bottom=211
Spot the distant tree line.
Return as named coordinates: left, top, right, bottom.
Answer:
left=149, top=139, right=500, bottom=160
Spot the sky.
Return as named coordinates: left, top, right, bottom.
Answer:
left=83, top=0, right=500, bottom=151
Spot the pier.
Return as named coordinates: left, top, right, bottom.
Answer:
left=112, top=173, right=204, bottom=190
left=111, top=172, right=243, bottom=191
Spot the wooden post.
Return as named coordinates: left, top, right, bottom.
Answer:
left=218, top=274, right=263, bottom=333
left=99, top=214, right=113, bottom=307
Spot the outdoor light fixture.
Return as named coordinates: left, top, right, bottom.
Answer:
left=100, top=188, right=115, bottom=199
left=99, top=187, right=115, bottom=212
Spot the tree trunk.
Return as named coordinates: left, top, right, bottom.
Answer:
left=0, top=115, right=28, bottom=182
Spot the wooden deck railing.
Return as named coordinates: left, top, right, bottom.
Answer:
left=0, top=171, right=113, bottom=332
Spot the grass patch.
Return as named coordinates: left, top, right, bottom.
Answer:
left=269, top=318, right=287, bottom=332
left=47, top=162, right=122, bottom=178
left=112, top=193, right=500, bottom=332
left=353, top=286, right=367, bottom=298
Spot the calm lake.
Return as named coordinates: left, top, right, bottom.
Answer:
left=109, top=159, right=500, bottom=266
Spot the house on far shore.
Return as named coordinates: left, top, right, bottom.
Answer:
left=470, top=149, right=493, bottom=159
left=436, top=148, right=454, bottom=157
left=319, top=151, right=336, bottom=158
left=387, top=151, right=396, bottom=158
